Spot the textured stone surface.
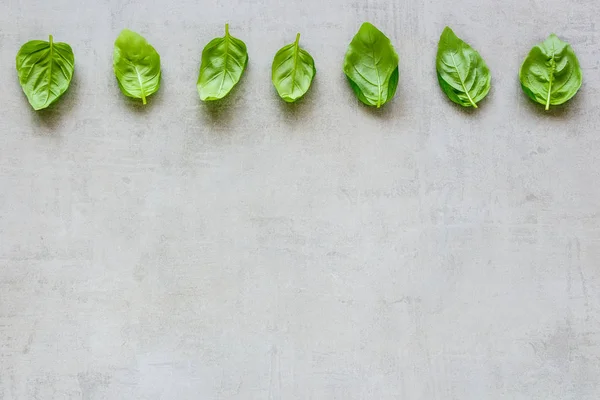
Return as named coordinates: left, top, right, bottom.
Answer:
left=1, top=0, right=600, bottom=399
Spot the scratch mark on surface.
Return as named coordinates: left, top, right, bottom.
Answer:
left=22, top=330, right=35, bottom=354
left=573, top=238, right=590, bottom=321
left=268, top=345, right=281, bottom=400
left=387, top=296, right=422, bottom=306
left=235, top=378, right=243, bottom=395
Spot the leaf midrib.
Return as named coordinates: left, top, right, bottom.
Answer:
left=367, top=29, right=383, bottom=107
left=134, top=65, right=147, bottom=105
left=290, top=35, right=300, bottom=96
left=546, top=42, right=557, bottom=111
left=449, top=51, right=477, bottom=108
left=45, top=36, right=54, bottom=107
left=216, top=28, right=233, bottom=97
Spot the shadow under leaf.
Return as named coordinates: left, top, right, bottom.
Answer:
left=28, top=72, right=80, bottom=130
left=275, top=76, right=319, bottom=122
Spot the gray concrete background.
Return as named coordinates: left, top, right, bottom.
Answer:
left=1, top=0, right=600, bottom=398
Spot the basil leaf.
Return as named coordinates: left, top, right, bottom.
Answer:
left=197, top=24, right=248, bottom=101
left=16, top=35, right=75, bottom=111
left=343, top=22, right=399, bottom=108
left=519, top=34, right=582, bottom=110
left=271, top=33, right=316, bottom=103
left=113, top=29, right=161, bottom=105
left=436, top=27, right=491, bottom=108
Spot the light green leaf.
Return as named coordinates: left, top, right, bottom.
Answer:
left=113, top=29, right=161, bottom=105
left=197, top=24, right=248, bottom=101
left=519, top=34, right=582, bottom=110
left=436, top=26, right=491, bottom=108
left=16, top=35, right=75, bottom=111
left=271, top=33, right=316, bottom=103
left=343, top=22, right=399, bottom=108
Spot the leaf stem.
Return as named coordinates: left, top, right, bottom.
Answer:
left=546, top=69, right=554, bottom=111
left=225, top=23, right=229, bottom=36
left=134, top=66, right=147, bottom=105
left=295, top=33, right=300, bottom=45
left=49, top=35, right=53, bottom=45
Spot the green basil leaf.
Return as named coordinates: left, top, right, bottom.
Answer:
left=436, top=27, right=491, bottom=108
left=343, top=22, right=399, bottom=108
left=16, top=35, right=75, bottom=111
left=271, top=33, right=316, bottom=103
left=519, top=34, right=582, bottom=110
left=113, top=29, right=161, bottom=105
left=197, top=24, right=248, bottom=101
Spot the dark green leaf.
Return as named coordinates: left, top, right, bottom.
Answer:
left=519, top=34, right=582, bottom=110
left=271, top=33, right=316, bottom=103
left=113, top=29, right=161, bottom=105
left=197, top=24, right=248, bottom=101
left=343, top=22, right=399, bottom=108
left=16, top=35, right=75, bottom=111
left=436, top=27, right=490, bottom=108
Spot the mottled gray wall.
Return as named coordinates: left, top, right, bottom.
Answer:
left=1, top=0, right=600, bottom=399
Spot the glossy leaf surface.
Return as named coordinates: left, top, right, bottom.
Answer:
left=436, top=27, right=491, bottom=108
left=113, top=29, right=161, bottom=105
left=197, top=24, right=248, bottom=101
left=271, top=33, right=316, bottom=102
left=519, top=34, right=582, bottom=110
left=16, top=35, right=75, bottom=110
left=343, top=22, right=399, bottom=108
